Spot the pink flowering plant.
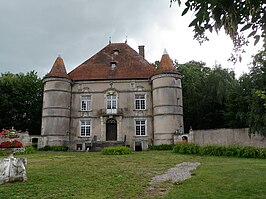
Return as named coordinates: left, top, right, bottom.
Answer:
left=0, top=128, right=21, bottom=138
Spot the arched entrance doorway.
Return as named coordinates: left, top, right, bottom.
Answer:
left=106, top=118, right=117, bottom=141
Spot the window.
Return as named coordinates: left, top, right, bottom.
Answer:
left=111, top=62, right=117, bottom=70
left=81, top=95, right=91, bottom=111
left=80, top=120, right=91, bottom=137
left=77, top=144, right=82, bottom=151
left=113, top=49, right=119, bottom=55
left=135, top=119, right=146, bottom=136
left=135, top=94, right=146, bottom=110
left=106, top=95, right=117, bottom=114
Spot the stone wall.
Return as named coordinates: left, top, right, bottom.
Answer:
left=190, top=128, right=266, bottom=148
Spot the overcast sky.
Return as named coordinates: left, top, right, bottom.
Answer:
left=0, top=0, right=263, bottom=78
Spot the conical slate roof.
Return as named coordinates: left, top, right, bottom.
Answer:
left=68, top=43, right=155, bottom=80
left=156, top=49, right=177, bottom=74
left=45, top=56, right=69, bottom=78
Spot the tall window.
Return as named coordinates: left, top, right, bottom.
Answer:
left=81, top=95, right=91, bottom=111
left=135, top=119, right=146, bottom=136
left=106, top=95, right=117, bottom=114
left=80, top=120, right=91, bottom=137
left=135, top=94, right=146, bottom=110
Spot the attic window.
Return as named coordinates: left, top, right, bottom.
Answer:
left=113, top=49, right=119, bottom=55
left=111, top=62, right=117, bottom=70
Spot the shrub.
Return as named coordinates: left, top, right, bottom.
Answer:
left=173, top=143, right=266, bottom=159
left=148, top=144, right=175, bottom=150
left=0, top=150, right=7, bottom=156
left=101, top=146, right=133, bottom=155
left=24, top=145, right=37, bottom=154
left=173, top=143, right=200, bottom=155
left=15, top=145, right=37, bottom=155
left=49, top=146, right=69, bottom=151
left=41, top=145, right=51, bottom=151
left=39, top=145, right=68, bottom=151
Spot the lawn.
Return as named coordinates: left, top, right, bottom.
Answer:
left=0, top=151, right=265, bottom=199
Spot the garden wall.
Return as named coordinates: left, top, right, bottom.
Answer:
left=191, top=128, right=266, bottom=148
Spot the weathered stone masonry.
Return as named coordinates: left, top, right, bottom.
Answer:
left=40, top=43, right=183, bottom=151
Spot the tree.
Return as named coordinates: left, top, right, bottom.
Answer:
left=0, top=71, right=43, bottom=134
left=224, top=46, right=266, bottom=135
left=224, top=74, right=251, bottom=128
left=171, top=0, right=266, bottom=62
left=248, top=47, right=266, bottom=135
left=176, top=61, right=236, bottom=132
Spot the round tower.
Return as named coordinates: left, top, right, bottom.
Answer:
left=151, top=50, right=183, bottom=145
left=40, top=56, right=72, bottom=148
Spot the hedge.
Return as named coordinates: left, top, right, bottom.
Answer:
left=173, top=143, right=266, bottom=158
left=101, top=146, right=133, bottom=155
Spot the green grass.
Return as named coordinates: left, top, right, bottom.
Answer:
left=0, top=151, right=266, bottom=199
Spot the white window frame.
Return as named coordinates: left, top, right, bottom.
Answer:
left=135, top=119, right=147, bottom=136
left=106, top=95, right=117, bottom=114
left=135, top=94, right=146, bottom=110
left=80, top=120, right=91, bottom=137
left=81, top=95, right=91, bottom=111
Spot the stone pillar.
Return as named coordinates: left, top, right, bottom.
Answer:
left=117, top=116, right=122, bottom=141
left=100, top=116, right=104, bottom=140
left=0, top=158, right=27, bottom=185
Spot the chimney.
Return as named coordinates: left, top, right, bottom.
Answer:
left=138, top=45, right=145, bottom=58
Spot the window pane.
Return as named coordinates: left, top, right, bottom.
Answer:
left=81, top=127, right=85, bottom=136
left=107, top=101, right=111, bottom=109
left=81, top=101, right=86, bottom=110
left=141, top=126, right=145, bottom=135
left=136, top=101, right=140, bottom=109
left=141, top=101, right=145, bottom=109
left=112, top=100, right=116, bottom=109
left=136, top=126, right=140, bottom=135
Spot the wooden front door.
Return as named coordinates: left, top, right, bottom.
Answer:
left=106, top=118, right=117, bottom=141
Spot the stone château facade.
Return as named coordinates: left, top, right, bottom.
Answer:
left=40, top=42, right=183, bottom=151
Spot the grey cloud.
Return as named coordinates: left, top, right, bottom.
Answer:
left=0, top=0, right=176, bottom=77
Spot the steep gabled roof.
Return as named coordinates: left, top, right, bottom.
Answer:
left=156, top=49, right=177, bottom=74
left=45, top=56, right=69, bottom=78
left=68, top=43, right=155, bottom=80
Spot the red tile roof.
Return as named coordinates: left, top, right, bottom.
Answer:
left=45, top=56, right=69, bottom=78
left=156, top=49, right=177, bottom=74
left=68, top=43, right=155, bottom=80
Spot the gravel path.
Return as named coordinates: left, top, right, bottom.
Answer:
left=149, top=162, right=201, bottom=186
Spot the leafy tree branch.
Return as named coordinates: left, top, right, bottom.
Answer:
left=171, top=0, right=266, bottom=63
